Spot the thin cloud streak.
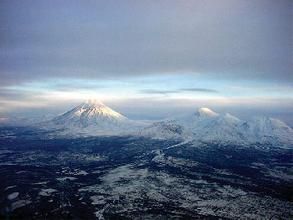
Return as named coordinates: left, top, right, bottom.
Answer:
left=140, top=88, right=218, bottom=95
left=140, top=89, right=179, bottom=95
left=180, top=88, right=218, bottom=93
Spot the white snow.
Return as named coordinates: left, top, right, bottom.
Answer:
left=78, top=165, right=292, bottom=219
left=74, top=170, right=88, bottom=175
left=38, top=101, right=293, bottom=147
left=39, top=188, right=57, bottom=196
left=197, top=107, right=219, bottom=117
left=56, top=177, right=77, bottom=181
left=11, top=199, right=31, bottom=211
left=7, top=192, right=19, bottom=200
left=90, top=195, right=106, bottom=205
left=32, top=181, right=49, bottom=185
left=43, top=100, right=147, bottom=136
left=139, top=107, right=293, bottom=146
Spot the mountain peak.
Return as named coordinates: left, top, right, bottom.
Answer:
left=196, top=107, right=219, bottom=117
left=74, top=100, right=126, bottom=120
left=50, top=100, right=128, bottom=130
left=84, top=99, right=105, bottom=107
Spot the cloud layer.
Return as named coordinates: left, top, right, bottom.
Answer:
left=0, top=0, right=292, bottom=124
left=0, top=0, right=292, bottom=86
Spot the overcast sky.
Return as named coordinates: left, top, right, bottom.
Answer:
left=0, top=0, right=292, bottom=124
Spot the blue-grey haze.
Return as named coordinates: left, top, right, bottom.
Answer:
left=0, top=0, right=292, bottom=124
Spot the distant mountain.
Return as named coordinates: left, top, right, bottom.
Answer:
left=44, top=100, right=144, bottom=136
left=38, top=101, right=293, bottom=146
left=52, top=99, right=127, bottom=126
left=0, top=115, right=55, bottom=126
left=140, top=107, right=293, bottom=146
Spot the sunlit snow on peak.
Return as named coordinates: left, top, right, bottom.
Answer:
left=196, top=107, right=219, bottom=117
left=72, top=100, right=126, bottom=120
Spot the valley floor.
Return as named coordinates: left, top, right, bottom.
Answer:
left=0, top=126, right=292, bottom=219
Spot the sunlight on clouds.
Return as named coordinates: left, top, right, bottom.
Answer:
left=37, top=90, right=121, bottom=102
left=0, top=74, right=292, bottom=117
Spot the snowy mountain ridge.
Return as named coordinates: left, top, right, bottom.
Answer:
left=37, top=101, right=292, bottom=146
left=140, top=107, right=293, bottom=146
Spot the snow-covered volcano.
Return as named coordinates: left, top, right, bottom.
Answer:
left=140, top=107, right=244, bottom=142
left=52, top=100, right=127, bottom=127
left=140, top=107, right=293, bottom=146
left=46, top=100, right=143, bottom=135
left=42, top=101, right=292, bottom=146
left=178, top=108, right=245, bottom=143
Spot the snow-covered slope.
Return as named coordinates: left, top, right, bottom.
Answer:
left=139, top=108, right=245, bottom=144
left=52, top=100, right=127, bottom=127
left=45, top=100, right=145, bottom=136
left=178, top=108, right=246, bottom=144
left=40, top=101, right=292, bottom=146
left=138, top=121, right=185, bottom=140
left=139, top=107, right=293, bottom=146
left=244, top=116, right=293, bottom=145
